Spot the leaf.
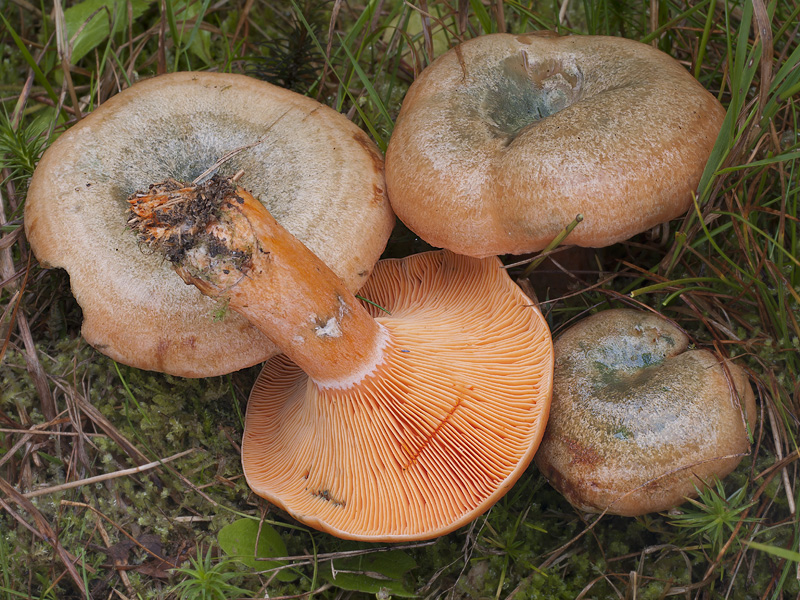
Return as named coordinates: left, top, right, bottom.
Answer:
left=0, top=14, right=59, bottom=104
left=171, top=0, right=214, bottom=66
left=717, top=150, right=800, bottom=171
left=217, top=518, right=297, bottom=582
left=323, top=550, right=417, bottom=597
left=64, top=0, right=154, bottom=65
left=382, top=7, right=451, bottom=60
left=337, top=36, right=394, bottom=142
left=747, top=541, right=800, bottom=563
left=468, top=0, right=494, bottom=34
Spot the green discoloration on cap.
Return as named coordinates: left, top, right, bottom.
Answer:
left=535, top=308, right=756, bottom=516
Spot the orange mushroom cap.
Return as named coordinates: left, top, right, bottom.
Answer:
left=25, top=71, right=393, bottom=377
left=243, top=251, right=554, bottom=541
left=385, top=33, right=725, bottom=257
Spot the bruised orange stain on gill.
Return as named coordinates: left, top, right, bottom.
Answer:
left=402, top=395, right=464, bottom=469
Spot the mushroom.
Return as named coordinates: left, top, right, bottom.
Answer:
left=384, top=33, right=726, bottom=257
left=127, top=176, right=554, bottom=540
left=534, top=309, right=755, bottom=517
left=24, top=71, right=394, bottom=377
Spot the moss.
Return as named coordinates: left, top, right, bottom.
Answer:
left=0, top=332, right=260, bottom=596
left=0, top=328, right=792, bottom=600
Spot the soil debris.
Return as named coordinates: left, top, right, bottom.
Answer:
left=126, top=175, right=249, bottom=266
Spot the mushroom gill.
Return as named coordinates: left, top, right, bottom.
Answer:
left=128, top=176, right=554, bottom=540
left=244, top=251, right=553, bottom=540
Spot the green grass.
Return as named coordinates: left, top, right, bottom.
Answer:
left=1, top=0, right=799, bottom=598
left=170, top=547, right=251, bottom=600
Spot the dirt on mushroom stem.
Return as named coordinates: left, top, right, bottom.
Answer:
left=126, top=174, right=385, bottom=387
left=127, top=176, right=254, bottom=274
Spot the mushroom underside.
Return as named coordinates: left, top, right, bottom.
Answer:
left=243, top=251, right=554, bottom=541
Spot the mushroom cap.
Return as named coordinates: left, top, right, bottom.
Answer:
left=25, top=72, right=394, bottom=377
left=242, top=250, right=554, bottom=541
left=385, top=33, right=726, bottom=257
left=534, top=309, right=755, bottom=516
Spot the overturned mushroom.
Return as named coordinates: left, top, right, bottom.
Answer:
left=128, top=177, right=554, bottom=540
left=25, top=71, right=394, bottom=377
left=534, top=309, right=755, bottom=517
left=385, top=33, right=726, bottom=257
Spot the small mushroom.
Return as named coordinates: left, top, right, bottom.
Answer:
left=24, top=71, right=394, bottom=377
left=385, top=33, right=726, bottom=257
left=128, top=177, right=554, bottom=540
left=534, top=309, right=756, bottom=517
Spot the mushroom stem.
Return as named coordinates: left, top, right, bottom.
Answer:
left=127, top=176, right=386, bottom=388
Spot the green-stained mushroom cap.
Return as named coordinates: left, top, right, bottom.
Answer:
left=534, top=308, right=755, bottom=516
left=24, top=72, right=394, bottom=377
left=385, top=33, right=725, bottom=257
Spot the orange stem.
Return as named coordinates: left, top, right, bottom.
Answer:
left=129, top=178, right=386, bottom=387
